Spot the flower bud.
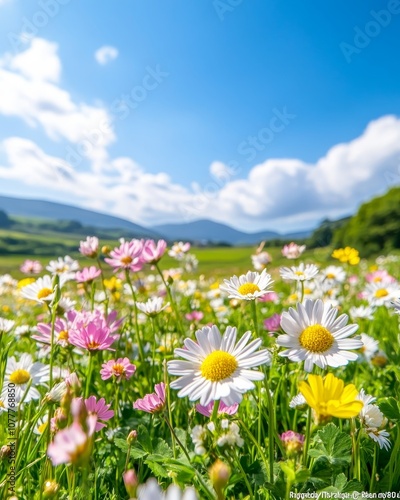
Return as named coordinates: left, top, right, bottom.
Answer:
left=43, top=479, right=60, bottom=498
left=101, top=245, right=111, bottom=255
left=280, top=431, right=305, bottom=457
left=0, top=445, right=11, bottom=460
left=127, top=430, right=138, bottom=444
left=123, top=469, right=138, bottom=498
left=209, top=459, right=230, bottom=497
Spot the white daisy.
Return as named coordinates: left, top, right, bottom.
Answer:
left=135, top=297, right=169, bottom=316
left=322, top=265, right=346, bottom=283
left=392, top=298, right=400, bottom=314
left=363, top=282, right=399, bottom=307
left=276, top=299, right=362, bottom=372
left=137, top=479, right=198, bottom=500
left=46, top=255, right=79, bottom=281
left=358, top=333, right=379, bottom=361
left=168, top=242, right=191, bottom=260
left=0, top=317, right=15, bottom=334
left=367, top=429, right=391, bottom=451
left=279, top=263, right=319, bottom=282
left=168, top=325, right=271, bottom=406
left=20, top=275, right=59, bottom=304
left=289, top=393, right=307, bottom=409
left=219, top=269, right=274, bottom=301
left=4, top=353, right=50, bottom=403
left=349, top=305, right=375, bottom=320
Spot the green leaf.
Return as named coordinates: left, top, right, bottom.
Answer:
left=113, top=438, right=129, bottom=453
left=153, top=438, right=173, bottom=458
left=308, top=423, right=352, bottom=469
left=129, top=447, right=148, bottom=459
left=280, top=462, right=296, bottom=483
left=137, top=424, right=153, bottom=453
left=342, top=479, right=363, bottom=493
left=334, top=473, right=347, bottom=491
left=145, top=459, right=169, bottom=478
left=379, top=397, right=400, bottom=421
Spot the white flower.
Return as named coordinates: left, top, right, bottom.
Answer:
left=14, top=325, right=30, bottom=336
left=168, top=325, right=271, bottom=406
left=367, top=429, right=391, bottom=451
left=358, top=333, right=379, bottom=361
left=219, top=269, right=274, bottom=301
left=280, top=263, right=319, bottom=282
left=349, top=305, right=375, bottom=320
left=251, top=251, right=272, bottom=271
left=277, top=299, right=362, bottom=372
left=4, top=353, right=50, bottom=403
left=289, top=393, right=307, bottom=409
left=217, top=422, right=244, bottom=448
left=191, top=425, right=206, bottom=455
left=282, top=242, right=306, bottom=259
left=20, top=275, right=64, bottom=304
left=322, top=266, right=346, bottom=283
left=44, top=381, right=68, bottom=403
left=46, top=255, right=79, bottom=281
left=0, top=394, right=8, bottom=414
left=168, top=242, right=191, bottom=260
left=364, top=282, right=399, bottom=307
left=137, top=478, right=198, bottom=500
left=392, top=298, right=400, bottom=314
left=0, top=318, right=15, bottom=334
left=136, top=297, right=169, bottom=317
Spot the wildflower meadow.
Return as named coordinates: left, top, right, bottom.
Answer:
left=0, top=238, right=399, bottom=500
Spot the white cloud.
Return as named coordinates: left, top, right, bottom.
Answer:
left=0, top=38, right=114, bottom=167
left=94, top=46, right=119, bottom=65
left=0, top=37, right=399, bottom=232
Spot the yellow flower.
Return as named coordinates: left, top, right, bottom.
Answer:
left=17, top=277, right=36, bottom=289
left=299, top=373, right=363, bottom=421
left=331, top=247, right=360, bottom=266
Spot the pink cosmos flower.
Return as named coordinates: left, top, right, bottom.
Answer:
left=20, top=259, right=43, bottom=274
left=365, top=270, right=396, bottom=284
left=105, top=240, right=144, bottom=272
left=263, top=313, right=281, bottom=332
left=75, top=266, right=102, bottom=283
left=195, top=401, right=239, bottom=417
left=79, top=236, right=99, bottom=258
left=281, top=242, right=306, bottom=259
left=68, top=321, right=118, bottom=352
left=100, top=358, right=136, bottom=381
left=348, top=275, right=359, bottom=285
left=142, top=239, right=167, bottom=264
left=185, top=311, right=204, bottom=322
left=258, top=291, right=279, bottom=303
left=84, top=396, right=114, bottom=431
left=33, top=318, right=71, bottom=348
left=133, top=383, right=166, bottom=414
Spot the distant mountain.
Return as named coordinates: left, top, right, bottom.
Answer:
left=152, top=219, right=311, bottom=245
left=0, top=195, right=159, bottom=239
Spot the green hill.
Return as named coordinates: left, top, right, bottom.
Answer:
left=333, top=186, right=400, bottom=256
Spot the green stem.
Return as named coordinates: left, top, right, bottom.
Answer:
left=238, top=418, right=270, bottom=479
left=264, top=375, right=275, bottom=484
left=235, top=450, right=254, bottom=500
left=251, top=299, right=259, bottom=336
left=370, top=444, right=378, bottom=492
left=303, top=407, right=312, bottom=466
left=155, top=263, right=185, bottom=335
left=125, top=270, right=145, bottom=361
left=85, top=352, right=94, bottom=398
left=211, top=399, right=220, bottom=422
left=96, top=257, right=109, bottom=315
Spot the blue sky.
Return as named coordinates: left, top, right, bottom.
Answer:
left=0, top=0, right=399, bottom=232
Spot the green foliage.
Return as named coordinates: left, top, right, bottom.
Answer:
left=333, top=186, right=400, bottom=256
left=308, top=217, right=350, bottom=249
left=0, top=209, right=11, bottom=228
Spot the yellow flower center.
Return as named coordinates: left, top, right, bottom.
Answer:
left=58, top=330, right=69, bottom=341
left=0, top=400, right=4, bottom=408
left=374, top=289, right=388, bottom=298
left=9, top=369, right=31, bottom=385
left=201, top=351, right=238, bottom=381
left=299, top=325, right=334, bottom=353
left=295, top=271, right=305, bottom=276
left=304, top=288, right=312, bottom=295
left=121, top=256, right=133, bottom=265
left=238, top=283, right=260, bottom=295
left=37, top=288, right=53, bottom=300
left=37, top=422, right=47, bottom=434
left=326, top=273, right=335, bottom=279
left=112, top=363, right=125, bottom=376
left=373, top=276, right=382, bottom=283
left=87, top=341, right=100, bottom=350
